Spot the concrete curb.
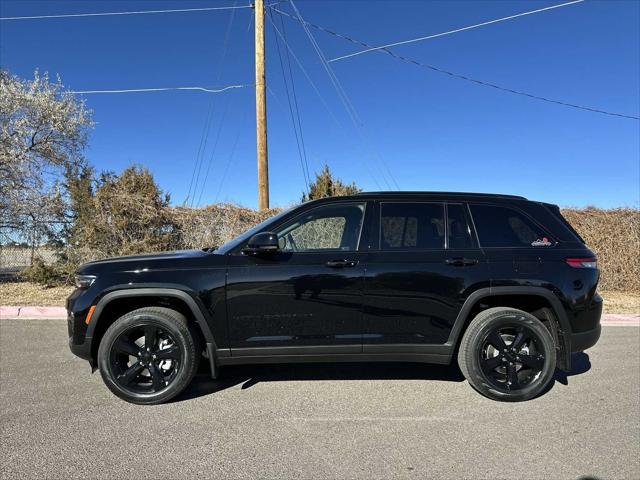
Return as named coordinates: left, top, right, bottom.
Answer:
left=1, top=306, right=638, bottom=325
left=1, top=306, right=66, bottom=319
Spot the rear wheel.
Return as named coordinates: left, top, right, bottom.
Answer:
left=458, top=307, right=556, bottom=402
left=97, top=307, right=200, bottom=405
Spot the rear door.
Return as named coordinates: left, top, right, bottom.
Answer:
left=362, top=201, right=488, bottom=350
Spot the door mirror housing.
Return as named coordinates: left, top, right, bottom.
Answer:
left=242, top=232, right=280, bottom=255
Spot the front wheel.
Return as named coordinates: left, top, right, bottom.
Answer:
left=458, top=307, right=556, bottom=402
left=97, top=307, right=200, bottom=405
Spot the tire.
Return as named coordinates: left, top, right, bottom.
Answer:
left=458, top=307, right=556, bottom=402
left=97, top=307, right=200, bottom=405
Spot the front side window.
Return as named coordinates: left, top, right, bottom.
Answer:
left=380, top=203, right=445, bottom=250
left=276, top=203, right=365, bottom=252
left=470, top=204, right=552, bottom=248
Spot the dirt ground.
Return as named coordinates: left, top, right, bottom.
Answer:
left=0, top=281, right=638, bottom=314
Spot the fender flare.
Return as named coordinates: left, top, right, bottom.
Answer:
left=446, top=286, right=572, bottom=355
left=87, top=287, right=215, bottom=344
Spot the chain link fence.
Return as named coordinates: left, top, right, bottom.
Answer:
left=0, top=222, right=67, bottom=279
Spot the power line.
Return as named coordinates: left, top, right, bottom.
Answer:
left=194, top=98, right=231, bottom=207
left=280, top=11, right=312, bottom=191
left=70, top=85, right=250, bottom=95
left=272, top=7, right=640, bottom=121
left=267, top=15, right=383, bottom=190
left=0, top=4, right=254, bottom=21
left=194, top=4, right=240, bottom=207
left=215, top=109, right=250, bottom=203
left=269, top=7, right=311, bottom=193
left=288, top=0, right=400, bottom=190
left=329, top=0, right=584, bottom=63
left=186, top=100, right=216, bottom=206
left=266, top=15, right=345, bottom=133
left=289, top=0, right=397, bottom=189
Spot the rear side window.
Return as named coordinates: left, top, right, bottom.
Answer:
left=470, top=204, right=552, bottom=248
left=380, top=203, right=445, bottom=250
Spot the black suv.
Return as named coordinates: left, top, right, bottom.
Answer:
left=67, top=192, right=602, bottom=404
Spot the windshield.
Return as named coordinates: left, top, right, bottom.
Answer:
left=215, top=206, right=294, bottom=254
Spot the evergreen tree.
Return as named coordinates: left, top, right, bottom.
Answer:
left=301, top=163, right=361, bottom=202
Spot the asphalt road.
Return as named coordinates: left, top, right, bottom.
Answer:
left=1, top=319, right=638, bottom=480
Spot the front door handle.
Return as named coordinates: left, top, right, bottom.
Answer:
left=326, top=259, right=359, bottom=268
left=445, top=257, right=478, bottom=267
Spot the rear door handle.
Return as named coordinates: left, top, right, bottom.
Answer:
left=326, top=259, right=359, bottom=268
left=445, top=257, right=478, bottom=266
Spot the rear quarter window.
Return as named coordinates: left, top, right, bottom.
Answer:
left=470, top=204, right=553, bottom=248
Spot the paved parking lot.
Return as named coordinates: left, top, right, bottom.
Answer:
left=1, top=318, right=638, bottom=479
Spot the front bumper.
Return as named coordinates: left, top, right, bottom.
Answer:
left=67, top=310, right=93, bottom=361
left=66, top=286, right=96, bottom=364
left=69, top=335, right=93, bottom=361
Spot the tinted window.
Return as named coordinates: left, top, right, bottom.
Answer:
left=276, top=203, right=365, bottom=252
left=470, top=204, right=551, bottom=248
left=380, top=203, right=444, bottom=250
left=447, top=204, right=474, bottom=249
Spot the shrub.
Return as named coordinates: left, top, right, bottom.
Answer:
left=19, top=257, right=63, bottom=287
left=561, top=207, right=639, bottom=292
left=169, top=203, right=282, bottom=250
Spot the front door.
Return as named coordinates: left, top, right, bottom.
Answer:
left=226, top=201, right=369, bottom=355
left=363, top=202, right=488, bottom=350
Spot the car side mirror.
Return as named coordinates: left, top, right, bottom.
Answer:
left=242, top=232, right=280, bottom=255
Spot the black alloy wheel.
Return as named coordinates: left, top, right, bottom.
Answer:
left=458, top=307, right=557, bottom=402
left=109, top=324, right=181, bottom=394
left=478, top=324, right=546, bottom=392
left=98, top=307, right=200, bottom=405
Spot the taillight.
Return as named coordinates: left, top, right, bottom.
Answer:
left=565, top=257, right=597, bottom=268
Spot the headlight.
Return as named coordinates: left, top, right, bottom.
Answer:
left=74, top=274, right=96, bottom=289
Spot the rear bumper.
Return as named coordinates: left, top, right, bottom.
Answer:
left=567, top=292, right=602, bottom=353
left=570, top=324, right=601, bottom=352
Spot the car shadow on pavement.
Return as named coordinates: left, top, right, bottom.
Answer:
left=173, top=362, right=465, bottom=402
left=553, top=352, right=591, bottom=386
left=174, top=353, right=593, bottom=402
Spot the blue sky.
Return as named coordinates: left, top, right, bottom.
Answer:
left=1, top=0, right=639, bottom=209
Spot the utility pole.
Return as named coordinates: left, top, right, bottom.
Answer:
left=254, top=0, right=269, bottom=210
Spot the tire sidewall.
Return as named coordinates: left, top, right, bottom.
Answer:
left=98, top=312, right=195, bottom=405
left=462, top=309, right=557, bottom=402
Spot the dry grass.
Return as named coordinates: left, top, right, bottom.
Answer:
left=0, top=281, right=73, bottom=306
left=0, top=281, right=637, bottom=314
left=600, top=290, right=640, bottom=315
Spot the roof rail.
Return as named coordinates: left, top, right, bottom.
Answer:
left=355, top=191, right=527, bottom=200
